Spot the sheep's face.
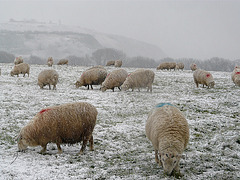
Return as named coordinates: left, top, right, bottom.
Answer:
left=121, top=83, right=130, bottom=91
left=208, top=81, right=215, bottom=88
left=160, top=153, right=180, bottom=175
left=10, top=70, right=15, bottom=76
left=101, top=85, right=107, bottom=92
left=75, top=81, right=82, bottom=88
left=17, top=134, right=28, bottom=152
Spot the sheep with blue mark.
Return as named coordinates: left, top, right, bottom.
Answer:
left=145, top=103, right=189, bottom=177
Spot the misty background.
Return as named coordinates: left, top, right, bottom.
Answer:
left=0, top=0, right=240, bottom=71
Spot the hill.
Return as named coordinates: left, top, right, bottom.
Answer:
left=0, top=21, right=167, bottom=60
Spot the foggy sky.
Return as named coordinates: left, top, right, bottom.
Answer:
left=0, top=0, right=240, bottom=60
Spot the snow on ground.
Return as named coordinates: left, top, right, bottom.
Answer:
left=0, top=63, right=239, bottom=179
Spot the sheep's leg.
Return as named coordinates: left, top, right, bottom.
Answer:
left=89, top=135, right=94, bottom=151
left=53, top=85, right=56, bottom=90
left=118, top=87, right=121, bottom=91
left=149, top=85, right=152, bottom=92
left=49, top=84, right=51, bottom=90
left=40, top=144, right=47, bottom=154
left=155, top=149, right=159, bottom=163
left=79, top=137, right=88, bottom=154
left=56, top=143, right=63, bottom=154
left=90, top=85, right=93, bottom=89
left=112, top=87, right=114, bottom=92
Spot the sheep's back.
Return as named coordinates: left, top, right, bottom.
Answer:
left=146, top=105, right=189, bottom=150
left=33, top=102, right=97, bottom=143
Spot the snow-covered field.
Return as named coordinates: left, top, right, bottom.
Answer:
left=0, top=63, right=239, bottom=180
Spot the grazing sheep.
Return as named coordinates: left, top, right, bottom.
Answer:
left=190, top=63, right=197, bottom=71
left=38, top=69, right=59, bottom=90
left=10, top=63, right=30, bottom=77
left=57, top=59, right=68, bottom=65
left=47, top=57, right=54, bottom=67
left=106, top=60, right=115, bottom=66
left=75, top=67, right=107, bottom=89
left=14, top=56, right=24, bottom=65
left=157, top=62, right=176, bottom=71
left=17, top=102, right=98, bottom=154
left=193, top=69, right=215, bottom=88
left=231, top=67, right=240, bottom=86
left=145, top=103, right=189, bottom=176
left=176, top=62, right=184, bottom=71
left=121, top=69, right=155, bottom=92
left=114, top=60, right=123, bottom=67
left=101, top=69, right=128, bottom=92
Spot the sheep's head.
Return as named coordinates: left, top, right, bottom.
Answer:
left=17, top=130, right=38, bottom=152
left=160, top=152, right=181, bottom=175
left=121, top=82, right=130, bottom=91
left=10, top=70, right=15, bottom=76
left=17, top=134, right=28, bottom=152
left=208, top=81, right=215, bottom=88
left=101, top=85, right=107, bottom=92
left=75, top=81, right=82, bottom=88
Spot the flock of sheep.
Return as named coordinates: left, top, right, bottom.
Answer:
left=2, top=56, right=239, bottom=177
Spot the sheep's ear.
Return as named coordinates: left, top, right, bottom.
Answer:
left=16, top=134, right=21, bottom=142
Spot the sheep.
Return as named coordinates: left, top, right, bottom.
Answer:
left=168, top=62, right=176, bottom=71
left=121, top=69, right=155, bottom=92
left=157, top=62, right=176, bottom=71
left=231, top=67, right=240, bottom=86
left=57, top=59, right=68, bottom=65
left=10, top=63, right=30, bottom=77
left=106, top=60, right=115, bottom=66
left=190, top=63, right=197, bottom=71
left=17, top=102, right=98, bottom=154
left=38, top=69, right=59, bottom=90
left=193, top=69, right=215, bottom=88
left=14, top=56, right=24, bottom=65
left=145, top=103, right=189, bottom=176
left=47, top=57, right=54, bottom=67
left=157, top=62, right=169, bottom=70
left=114, top=60, right=123, bottom=67
left=176, top=62, right=184, bottom=71
left=75, top=67, right=107, bottom=89
left=101, top=69, right=128, bottom=92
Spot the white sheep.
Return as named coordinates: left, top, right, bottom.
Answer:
left=17, top=102, right=98, bottom=154
left=190, top=63, right=197, bottom=71
left=145, top=103, right=189, bottom=176
left=57, top=59, right=68, bottom=65
left=121, top=69, right=155, bottom=92
left=106, top=60, right=115, bottom=66
left=14, top=56, right=24, bottom=65
left=176, top=62, right=184, bottom=71
left=193, top=69, right=215, bottom=88
left=157, top=62, right=176, bottom=71
left=47, top=57, right=54, bottom=67
left=10, top=63, right=30, bottom=77
left=75, top=67, right=107, bottom=89
left=231, top=67, right=240, bottom=86
left=101, top=69, right=128, bottom=92
left=114, top=60, right=123, bottom=67
left=38, top=69, right=59, bottom=90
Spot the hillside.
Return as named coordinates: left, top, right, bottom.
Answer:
left=0, top=21, right=166, bottom=59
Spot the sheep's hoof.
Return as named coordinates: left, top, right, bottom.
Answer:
left=172, top=170, right=182, bottom=179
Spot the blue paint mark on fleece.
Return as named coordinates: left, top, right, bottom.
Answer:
left=155, top=103, right=174, bottom=108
